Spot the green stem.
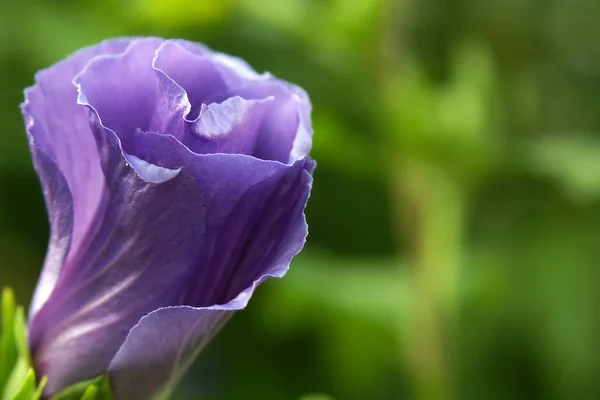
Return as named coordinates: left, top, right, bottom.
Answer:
left=390, top=159, right=465, bottom=400
left=374, top=0, right=465, bottom=397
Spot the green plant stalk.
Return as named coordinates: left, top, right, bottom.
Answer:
left=374, top=0, right=465, bottom=397
left=390, top=159, right=465, bottom=400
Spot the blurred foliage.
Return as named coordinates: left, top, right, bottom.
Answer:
left=1, top=0, right=600, bottom=399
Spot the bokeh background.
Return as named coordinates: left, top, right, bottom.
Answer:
left=1, top=0, right=600, bottom=399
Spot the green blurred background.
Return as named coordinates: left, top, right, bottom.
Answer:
left=2, top=0, right=600, bottom=399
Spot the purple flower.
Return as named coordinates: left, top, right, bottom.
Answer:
left=21, top=37, right=314, bottom=398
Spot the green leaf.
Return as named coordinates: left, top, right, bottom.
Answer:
left=94, top=378, right=114, bottom=400
left=3, top=358, right=29, bottom=400
left=32, top=377, right=47, bottom=400
left=51, top=380, right=97, bottom=400
left=11, top=369, right=35, bottom=400
left=3, top=304, right=33, bottom=400
left=0, top=288, right=17, bottom=395
left=51, top=375, right=114, bottom=400
left=0, top=289, right=46, bottom=400
left=12, top=308, right=28, bottom=364
left=80, top=385, right=98, bottom=400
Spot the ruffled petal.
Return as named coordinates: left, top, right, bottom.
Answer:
left=29, top=112, right=207, bottom=395
left=74, top=39, right=313, bottom=165
left=108, top=307, right=231, bottom=400
left=153, top=41, right=229, bottom=120
left=73, top=38, right=163, bottom=147
left=180, top=157, right=314, bottom=307
left=62, top=110, right=313, bottom=399
left=94, top=123, right=315, bottom=307
left=24, top=143, right=73, bottom=318
left=108, top=162, right=313, bottom=399
left=211, top=81, right=313, bottom=163
left=210, top=51, right=271, bottom=89
left=187, top=96, right=273, bottom=155
left=21, top=38, right=134, bottom=315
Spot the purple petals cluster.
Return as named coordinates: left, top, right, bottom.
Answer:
left=22, top=37, right=314, bottom=398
